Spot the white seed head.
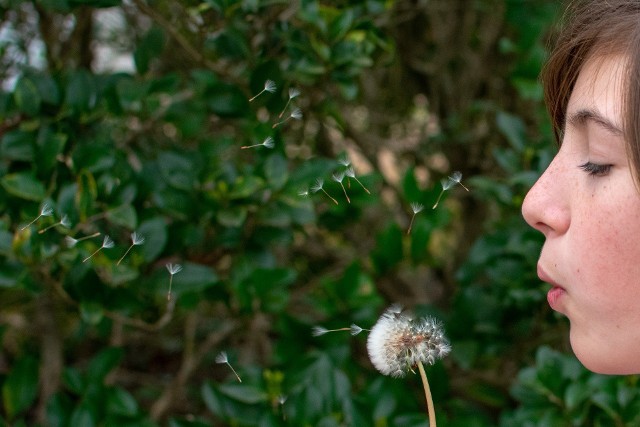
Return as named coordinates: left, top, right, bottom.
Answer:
left=290, top=108, right=302, bottom=120
left=59, top=215, right=71, bottom=228
left=332, top=171, right=345, bottom=183
left=338, top=155, right=351, bottom=168
left=102, top=235, right=114, bottom=249
left=350, top=324, right=363, bottom=336
left=131, top=232, right=145, bottom=245
left=288, top=88, right=300, bottom=99
left=65, top=236, right=78, bottom=247
left=410, top=203, right=424, bottom=214
left=40, top=203, right=54, bottom=217
left=166, top=263, right=183, bottom=275
left=441, top=178, right=455, bottom=191
left=298, top=188, right=310, bottom=197
left=215, top=351, right=228, bottom=364
left=450, top=171, right=462, bottom=183
left=278, top=395, right=287, bottom=405
left=311, top=326, right=329, bottom=337
left=264, top=80, right=276, bottom=93
left=310, top=178, right=324, bottom=193
left=262, top=136, right=275, bottom=149
left=367, top=305, right=450, bottom=378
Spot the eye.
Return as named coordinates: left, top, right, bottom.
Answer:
left=578, top=161, right=612, bottom=177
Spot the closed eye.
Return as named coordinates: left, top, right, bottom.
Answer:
left=578, top=161, right=612, bottom=177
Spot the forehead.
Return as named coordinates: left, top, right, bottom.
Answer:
left=567, top=54, right=627, bottom=125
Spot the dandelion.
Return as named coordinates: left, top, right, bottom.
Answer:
left=165, top=263, right=183, bottom=301
left=312, top=323, right=367, bottom=336
left=38, top=215, right=71, bottom=234
left=345, top=166, right=370, bottom=194
left=65, top=232, right=101, bottom=248
left=278, top=87, right=301, bottom=118
left=432, top=178, right=455, bottom=209
left=117, top=232, right=145, bottom=265
left=332, top=171, right=350, bottom=204
left=249, top=79, right=276, bottom=102
left=337, top=154, right=351, bottom=168
left=82, top=235, right=114, bottom=263
left=407, top=203, right=424, bottom=235
left=310, top=178, right=338, bottom=205
left=367, top=305, right=450, bottom=427
left=432, top=171, right=468, bottom=209
left=449, top=171, right=469, bottom=191
left=20, top=203, right=54, bottom=231
left=272, top=107, right=302, bottom=128
left=241, top=136, right=275, bottom=150
left=215, top=351, right=242, bottom=382
left=298, top=188, right=310, bottom=197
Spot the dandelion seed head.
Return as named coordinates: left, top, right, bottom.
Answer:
left=350, top=324, right=363, bottom=336
left=65, top=236, right=78, bottom=247
left=102, top=235, right=114, bottom=249
left=310, top=178, right=324, bottom=193
left=262, top=136, right=275, bottom=149
left=290, top=108, right=302, bottom=120
left=332, top=171, right=345, bottom=183
left=450, top=171, right=463, bottom=183
left=298, top=188, right=310, bottom=197
left=215, top=351, right=228, bottom=364
left=166, top=263, right=183, bottom=275
left=264, top=80, right=276, bottom=93
left=366, top=305, right=450, bottom=378
left=441, top=178, right=455, bottom=191
left=41, top=203, right=53, bottom=217
left=338, top=155, right=351, bottom=167
left=278, top=395, right=287, bottom=405
left=288, top=88, right=300, bottom=99
left=311, top=326, right=329, bottom=337
left=131, top=232, right=145, bottom=245
left=410, top=203, right=424, bottom=214
left=59, top=215, right=71, bottom=228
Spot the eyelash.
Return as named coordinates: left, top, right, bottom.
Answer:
left=578, top=161, right=612, bottom=177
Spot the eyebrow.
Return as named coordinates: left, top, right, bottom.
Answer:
left=566, top=108, right=623, bottom=136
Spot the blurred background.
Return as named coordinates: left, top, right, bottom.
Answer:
left=2, top=0, right=639, bottom=426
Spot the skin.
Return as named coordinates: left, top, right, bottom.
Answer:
left=522, top=54, right=640, bottom=375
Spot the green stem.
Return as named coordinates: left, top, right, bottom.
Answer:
left=417, top=361, right=436, bottom=427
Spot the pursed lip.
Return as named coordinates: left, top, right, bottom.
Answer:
left=537, top=263, right=566, bottom=311
left=537, top=264, right=563, bottom=289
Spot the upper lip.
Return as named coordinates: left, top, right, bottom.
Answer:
left=537, top=264, right=564, bottom=289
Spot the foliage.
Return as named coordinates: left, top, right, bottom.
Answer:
left=0, top=0, right=636, bottom=426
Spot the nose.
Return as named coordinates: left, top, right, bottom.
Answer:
left=521, top=155, right=571, bottom=237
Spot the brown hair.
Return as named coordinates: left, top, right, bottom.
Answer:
left=541, top=0, right=640, bottom=182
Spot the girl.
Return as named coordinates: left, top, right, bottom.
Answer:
left=522, top=0, right=640, bottom=374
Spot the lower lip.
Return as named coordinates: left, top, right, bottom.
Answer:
left=547, top=286, right=565, bottom=310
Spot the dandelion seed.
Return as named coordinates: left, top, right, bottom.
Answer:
left=449, top=171, right=469, bottom=191
left=272, top=108, right=302, bottom=128
left=337, top=154, right=351, bottom=168
left=241, top=136, right=275, bottom=150
left=298, top=188, right=310, bottom=197
left=367, top=305, right=450, bottom=427
left=165, top=263, right=183, bottom=301
left=407, top=203, right=424, bottom=235
left=345, top=166, right=370, bottom=194
left=20, top=203, right=54, bottom=231
left=65, top=232, right=101, bottom=248
left=312, top=324, right=368, bottom=337
left=432, top=178, right=455, bottom=209
left=215, top=351, right=242, bottom=382
left=332, top=171, right=350, bottom=203
left=310, top=178, right=338, bottom=205
left=249, top=79, right=276, bottom=102
left=278, top=87, right=301, bottom=118
left=117, top=232, right=146, bottom=265
left=38, top=215, right=71, bottom=234
left=82, top=235, right=114, bottom=263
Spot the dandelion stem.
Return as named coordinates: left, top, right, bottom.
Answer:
left=432, top=190, right=445, bottom=209
left=417, top=361, right=437, bottom=427
left=168, top=275, right=174, bottom=301
left=117, top=246, right=134, bottom=266
left=38, top=222, right=61, bottom=234
left=354, top=177, right=370, bottom=194
left=83, top=247, right=103, bottom=263
left=322, top=188, right=339, bottom=205
left=407, top=214, right=417, bottom=235
left=226, top=362, right=242, bottom=383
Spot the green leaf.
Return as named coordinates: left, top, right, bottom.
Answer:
left=65, top=69, right=95, bottom=112
left=137, top=217, right=167, bottom=262
left=105, top=205, right=138, bottom=229
left=134, top=26, right=165, bottom=75
left=207, top=82, right=250, bottom=118
left=69, top=402, right=97, bottom=427
left=1, top=130, right=35, bottom=161
left=2, top=356, right=39, bottom=419
left=75, top=170, right=98, bottom=221
left=217, top=206, right=247, bottom=228
left=1, top=172, right=46, bottom=201
left=217, top=383, right=268, bottom=405
left=264, top=154, right=289, bottom=190
left=86, top=347, right=124, bottom=383
left=170, top=262, right=219, bottom=296
left=36, top=131, right=67, bottom=174
left=106, top=387, right=139, bottom=417
left=14, top=77, right=41, bottom=116
left=79, top=301, right=104, bottom=325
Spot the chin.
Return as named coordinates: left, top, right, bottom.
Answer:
left=571, top=335, right=640, bottom=375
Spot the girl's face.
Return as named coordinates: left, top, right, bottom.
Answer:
left=522, top=54, right=640, bottom=374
